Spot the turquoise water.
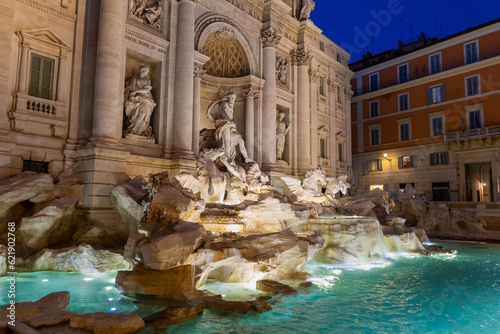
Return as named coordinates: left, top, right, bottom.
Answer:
left=169, top=242, right=500, bottom=334
left=1, top=242, right=499, bottom=333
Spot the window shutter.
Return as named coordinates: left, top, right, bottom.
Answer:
left=440, top=85, right=446, bottom=102
left=430, top=153, right=436, bottom=166
left=398, top=156, right=403, bottom=169
left=443, top=152, right=449, bottom=165
left=426, top=88, right=432, bottom=105
left=410, top=155, right=415, bottom=168
left=377, top=159, right=383, bottom=171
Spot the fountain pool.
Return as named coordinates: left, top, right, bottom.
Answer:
left=1, top=242, right=499, bottom=333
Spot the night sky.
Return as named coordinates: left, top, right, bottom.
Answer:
left=310, top=0, right=500, bottom=63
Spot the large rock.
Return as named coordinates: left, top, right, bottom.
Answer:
left=238, top=197, right=299, bottom=233
left=0, top=291, right=73, bottom=329
left=115, top=264, right=204, bottom=301
left=27, top=244, right=130, bottom=273
left=70, top=312, right=145, bottom=334
left=18, top=197, right=82, bottom=254
left=143, top=302, right=204, bottom=327
left=341, top=188, right=393, bottom=222
left=203, top=294, right=272, bottom=314
left=417, top=203, right=489, bottom=240
left=256, top=280, right=296, bottom=295
left=0, top=172, right=56, bottom=224
left=140, top=221, right=208, bottom=270
left=110, top=176, right=148, bottom=236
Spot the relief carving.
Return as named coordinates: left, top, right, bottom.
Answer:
left=129, top=0, right=164, bottom=30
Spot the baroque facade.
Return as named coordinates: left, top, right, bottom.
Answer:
left=350, top=19, right=500, bottom=203
left=0, top=0, right=353, bottom=221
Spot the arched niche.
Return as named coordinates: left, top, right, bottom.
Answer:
left=195, top=14, right=258, bottom=77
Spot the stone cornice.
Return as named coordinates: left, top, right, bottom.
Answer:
left=220, top=0, right=263, bottom=21
left=201, top=74, right=264, bottom=91
left=352, top=55, right=500, bottom=102
left=16, top=0, right=76, bottom=23
left=125, top=25, right=169, bottom=52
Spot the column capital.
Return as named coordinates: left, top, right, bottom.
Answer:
left=261, top=27, right=282, bottom=48
left=243, top=87, right=260, bottom=99
left=290, top=49, right=312, bottom=66
left=193, top=65, right=206, bottom=78
left=308, top=69, right=319, bottom=83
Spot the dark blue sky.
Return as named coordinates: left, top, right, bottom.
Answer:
left=310, top=0, right=500, bottom=63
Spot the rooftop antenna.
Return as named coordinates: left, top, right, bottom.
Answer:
left=408, top=24, right=414, bottom=41
left=397, top=18, right=403, bottom=41
left=430, top=19, right=443, bottom=38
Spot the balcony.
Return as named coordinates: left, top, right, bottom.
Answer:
left=444, top=125, right=500, bottom=142
left=9, top=93, right=68, bottom=137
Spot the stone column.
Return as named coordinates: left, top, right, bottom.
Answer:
left=192, top=65, right=206, bottom=156
left=345, top=86, right=354, bottom=168
left=328, top=78, right=337, bottom=167
left=16, top=40, right=30, bottom=94
left=261, top=28, right=281, bottom=168
left=56, top=50, right=71, bottom=102
left=243, top=87, right=260, bottom=160
left=309, top=68, right=319, bottom=166
left=292, top=49, right=312, bottom=174
left=172, top=0, right=196, bottom=157
left=91, top=0, right=127, bottom=143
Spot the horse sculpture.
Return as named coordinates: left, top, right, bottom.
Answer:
left=282, top=168, right=332, bottom=204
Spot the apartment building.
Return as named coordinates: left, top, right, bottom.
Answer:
left=350, top=19, right=500, bottom=202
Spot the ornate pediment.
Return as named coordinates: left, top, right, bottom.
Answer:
left=336, top=131, right=348, bottom=143
left=16, top=29, right=72, bottom=53
left=317, top=125, right=331, bottom=136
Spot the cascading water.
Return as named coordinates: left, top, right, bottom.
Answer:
left=292, top=216, right=389, bottom=264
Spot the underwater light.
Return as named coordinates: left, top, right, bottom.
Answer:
left=108, top=298, right=113, bottom=302
left=41, top=279, right=48, bottom=282
left=110, top=307, right=117, bottom=311
left=83, top=277, right=94, bottom=281
left=105, top=286, right=113, bottom=291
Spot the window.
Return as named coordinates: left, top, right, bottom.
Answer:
left=370, top=185, right=384, bottom=190
left=398, top=93, right=409, bottom=111
left=466, top=75, right=480, bottom=96
left=397, top=118, right=411, bottom=142
left=320, top=138, right=327, bottom=159
left=429, top=53, right=441, bottom=74
left=337, top=86, right=343, bottom=104
left=319, top=41, right=325, bottom=52
left=398, top=155, right=415, bottom=169
left=399, top=123, right=410, bottom=141
left=369, top=126, right=381, bottom=146
left=22, top=159, right=49, bottom=173
left=399, top=182, right=415, bottom=191
left=468, top=110, right=481, bottom=129
left=427, top=84, right=445, bottom=104
left=398, top=64, right=408, bottom=83
left=369, top=101, right=379, bottom=118
left=319, top=76, right=326, bottom=96
left=28, top=54, right=55, bottom=100
left=368, top=159, right=383, bottom=172
left=430, top=152, right=449, bottom=166
left=464, top=41, right=478, bottom=64
left=337, top=54, right=341, bottom=62
left=431, top=117, right=444, bottom=136
left=369, top=73, right=379, bottom=92
left=337, top=142, right=344, bottom=162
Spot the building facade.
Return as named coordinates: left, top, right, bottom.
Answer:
left=350, top=19, right=500, bottom=202
left=0, top=0, right=353, bottom=221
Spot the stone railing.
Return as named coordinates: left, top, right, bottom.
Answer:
left=16, top=94, right=58, bottom=118
left=318, top=157, right=330, bottom=168
left=444, top=125, right=500, bottom=142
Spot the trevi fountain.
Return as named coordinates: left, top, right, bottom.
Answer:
left=1, top=82, right=498, bottom=334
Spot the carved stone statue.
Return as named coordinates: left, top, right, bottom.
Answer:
left=276, top=112, right=290, bottom=161
left=276, top=57, right=287, bottom=85
left=282, top=167, right=334, bottom=204
left=299, top=0, right=316, bottom=20
left=124, top=65, right=156, bottom=140
left=325, top=174, right=351, bottom=200
left=207, top=92, right=252, bottom=164
left=130, top=0, right=163, bottom=29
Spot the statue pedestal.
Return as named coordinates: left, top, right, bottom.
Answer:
left=124, top=133, right=155, bottom=144
left=275, top=159, right=292, bottom=175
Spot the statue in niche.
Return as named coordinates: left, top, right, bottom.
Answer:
left=124, top=65, right=156, bottom=140
left=207, top=92, right=252, bottom=165
left=276, top=112, right=290, bottom=161
left=299, top=0, right=316, bottom=20
left=130, top=0, right=163, bottom=29
left=276, top=57, right=288, bottom=85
